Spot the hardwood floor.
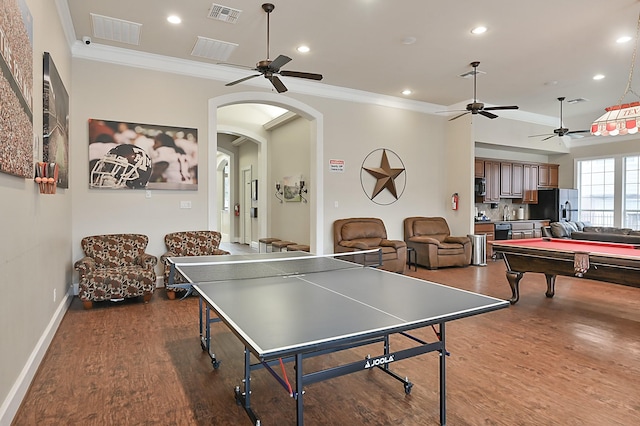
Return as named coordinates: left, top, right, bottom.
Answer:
left=12, top=258, right=640, bottom=425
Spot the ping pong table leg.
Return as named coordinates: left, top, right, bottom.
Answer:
left=235, top=348, right=260, bottom=425
left=295, top=353, right=304, bottom=425
left=439, top=322, right=446, bottom=426
left=198, top=297, right=205, bottom=350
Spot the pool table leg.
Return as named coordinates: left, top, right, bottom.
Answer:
left=506, top=271, right=523, bottom=304
left=544, top=274, right=557, bottom=298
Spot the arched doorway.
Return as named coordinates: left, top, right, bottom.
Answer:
left=208, top=92, right=324, bottom=253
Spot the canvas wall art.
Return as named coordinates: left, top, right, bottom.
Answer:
left=0, top=0, right=34, bottom=178
left=88, top=119, right=198, bottom=190
left=43, top=52, right=69, bottom=188
left=282, top=175, right=302, bottom=202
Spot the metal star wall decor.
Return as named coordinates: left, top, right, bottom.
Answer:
left=360, top=148, right=406, bottom=204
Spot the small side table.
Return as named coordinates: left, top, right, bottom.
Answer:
left=406, top=247, right=417, bottom=271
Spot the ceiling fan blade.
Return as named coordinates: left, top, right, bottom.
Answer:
left=268, top=55, right=292, bottom=71
left=483, top=105, right=519, bottom=111
left=269, top=75, right=288, bottom=93
left=226, top=74, right=261, bottom=86
left=449, top=112, right=469, bottom=121
left=541, top=135, right=555, bottom=141
left=528, top=133, right=552, bottom=138
left=567, top=129, right=590, bottom=134
left=280, top=70, right=323, bottom=81
left=479, top=110, right=499, bottom=119
left=217, top=62, right=255, bottom=70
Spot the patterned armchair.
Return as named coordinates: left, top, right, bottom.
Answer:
left=161, top=231, right=230, bottom=299
left=74, top=234, right=158, bottom=309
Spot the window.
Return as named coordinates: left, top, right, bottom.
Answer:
left=577, top=158, right=615, bottom=226
left=624, top=155, right=640, bottom=229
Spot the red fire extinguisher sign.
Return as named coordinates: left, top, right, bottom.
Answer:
left=452, top=193, right=459, bottom=210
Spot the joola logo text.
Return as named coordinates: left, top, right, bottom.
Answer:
left=364, top=355, right=395, bottom=369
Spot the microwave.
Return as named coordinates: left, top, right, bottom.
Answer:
left=474, top=177, right=486, bottom=196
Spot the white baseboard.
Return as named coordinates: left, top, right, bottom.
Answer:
left=0, top=289, right=72, bottom=425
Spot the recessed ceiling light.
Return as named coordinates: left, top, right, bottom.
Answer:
left=402, top=89, right=412, bottom=96
left=617, top=36, right=632, bottom=43
left=297, top=45, right=310, bottom=53
left=402, top=36, right=417, bottom=45
left=593, top=74, right=605, bottom=80
left=471, top=26, right=487, bottom=35
left=167, top=15, right=182, bottom=24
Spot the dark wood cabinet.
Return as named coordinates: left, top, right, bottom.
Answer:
left=500, top=162, right=513, bottom=197
left=474, top=222, right=495, bottom=258
left=521, top=164, right=538, bottom=204
left=482, top=161, right=500, bottom=203
left=498, top=161, right=523, bottom=198
left=538, top=164, right=559, bottom=188
left=475, top=158, right=485, bottom=177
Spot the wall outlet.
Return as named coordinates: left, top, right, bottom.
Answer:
left=180, top=200, right=192, bottom=209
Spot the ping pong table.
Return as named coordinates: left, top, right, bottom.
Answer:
left=167, top=251, right=509, bottom=425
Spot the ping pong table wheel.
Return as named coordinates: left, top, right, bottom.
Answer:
left=404, top=382, right=413, bottom=394
left=212, top=359, right=221, bottom=369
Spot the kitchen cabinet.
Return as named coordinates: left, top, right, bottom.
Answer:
left=538, top=164, right=559, bottom=188
left=474, top=222, right=495, bottom=258
left=481, top=160, right=500, bottom=203
left=475, top=159, right=485, bottom=177
left=499, top=162, right=523, bottom=198
left=521, top=164, right=538, bottom=204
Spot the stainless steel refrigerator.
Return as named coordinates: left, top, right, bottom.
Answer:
left=528, top=188, right=579, bottom=222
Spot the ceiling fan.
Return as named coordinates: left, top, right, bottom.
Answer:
left=529, top=97, right=591, bottom=141
left=448, top=61, right=519, bottom=121
left=225, top=3, right=323, bottom=93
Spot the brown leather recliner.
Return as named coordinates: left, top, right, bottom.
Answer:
left=333, top=217, right=407, bottom=273
left=403, top=217, right=471, bottom=270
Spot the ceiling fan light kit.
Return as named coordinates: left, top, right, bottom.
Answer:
left=224, top=3, right=323, bottom=93
left=591, top=11, right=640, bottom=136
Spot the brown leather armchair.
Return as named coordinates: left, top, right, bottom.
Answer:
left=403, top=217, right=471, bottom=269
left=333, top=217, right=406, bottom=273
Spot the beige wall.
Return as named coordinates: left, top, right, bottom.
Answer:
left=0, top=0, right=73, bottom=421
left=269, top=117, right=311, bottom=245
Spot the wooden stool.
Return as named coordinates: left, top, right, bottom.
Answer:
left=286, top=244, right=310, bottom=252
left=259, top=237, right=281, bottom=253
left=272, top=240, right=296, bottom=252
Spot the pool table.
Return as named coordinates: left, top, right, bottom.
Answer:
left=491, top=238, right=640, bottom=304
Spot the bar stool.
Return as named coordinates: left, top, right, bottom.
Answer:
left=259, top=237, right=281, bottom=253
left=286, top=244, right=310, bottom=252
left=272, top=240, right=296, bottom=252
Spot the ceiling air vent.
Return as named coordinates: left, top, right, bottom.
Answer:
left=208, top=4, right=242, bottom=23
left=191, top=36, right=238, bottom=61
left=90, top=13, right=142, bottom=45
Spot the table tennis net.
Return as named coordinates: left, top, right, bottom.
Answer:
left=174, top=250, right=381, bottom=283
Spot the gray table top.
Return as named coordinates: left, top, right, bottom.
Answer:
left=189, top=259, right=508, bottom=360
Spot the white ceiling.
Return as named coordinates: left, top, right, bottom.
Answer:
left=64, top=0, right=640, bottom=136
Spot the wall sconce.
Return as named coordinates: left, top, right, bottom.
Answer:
left=275, top=181, right=283, bottom=203
left=34, top=162, right=58, bottom=194
left=299, top=179, right=308, bottom=203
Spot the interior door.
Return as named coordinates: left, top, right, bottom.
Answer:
left=242, top=168, right=252, bottom=245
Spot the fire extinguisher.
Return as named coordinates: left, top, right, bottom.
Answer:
left=234, top=203, right=240, bottom=216
left=451, top=193, right=459, bottom=210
